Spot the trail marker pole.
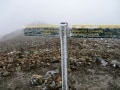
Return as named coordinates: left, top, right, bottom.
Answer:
left=60, top=22, right=68, bottom=90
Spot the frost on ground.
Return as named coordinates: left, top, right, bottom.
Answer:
left=0, top=37, right=120, bottom=90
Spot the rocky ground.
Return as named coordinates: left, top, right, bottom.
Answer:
left=0, top=37, right=120, bottom=90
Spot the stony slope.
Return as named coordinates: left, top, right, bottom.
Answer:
left=0, top=37, right=120, bottom=90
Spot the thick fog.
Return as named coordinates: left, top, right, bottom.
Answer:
left=0, top=0, right=120, bottom=37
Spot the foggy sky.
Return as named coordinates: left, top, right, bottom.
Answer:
left=0, top=0, right=120, bottom=37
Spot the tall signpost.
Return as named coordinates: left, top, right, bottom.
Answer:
left=59, top=22, right=68, bottom=90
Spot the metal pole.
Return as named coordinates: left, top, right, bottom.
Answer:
left=59, top=22, right=68, bottom=90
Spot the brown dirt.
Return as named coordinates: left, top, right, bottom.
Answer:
left=0, top=37, right=120, bottom=90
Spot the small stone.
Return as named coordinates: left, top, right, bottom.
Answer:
left=70, top=66, right=77, bottom=71
left=32, top=74, right=43, bottom=79
left=20, top=61, right=24, bottom=64
left=3, top=66, right=6, bottom=69
left=31, top=74, right=43, bottom=86
left=51, top=60, right=60, bottom=63
left=45, top=70, right=58, bottom=77
left=47, top=63, right=50, bottom=66
left=47, top=80, right=56, bottom=89
left=16, top=66, right=21, bottom=71
left=31, top=60, right=36, bottom=64
left=95, top=57, right=108, bottom=66
left=41, top=62, right=44, bottom=64
left=110, top=60, right=120, bottom=68
left=107, top=45, right=111, bottom=48
left=79, top=58, right=86, bottom=62
left=7, top=64, right=12, bottom=69
left=8, top=57, right=14, bottom=63
left=1, top=71, right=11, bottom=77
left=56, top=80, right=62, bottom=89
left=68, top=68, right=72, bottom=72
left=101, top=60, right=108, bottom=66
left=88, top=59, right=94, bottom=63
left=43, top=79, right=48, bottom=84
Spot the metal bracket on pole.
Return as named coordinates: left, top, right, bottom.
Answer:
left=59, top=22, right=68, bottom=90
